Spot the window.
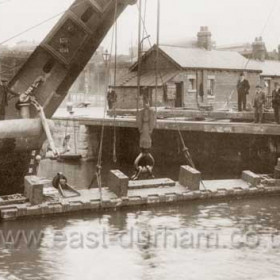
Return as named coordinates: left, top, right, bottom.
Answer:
left=207, top=78, right=215, bottom=97
left=188, top=78, right=196, bottom=92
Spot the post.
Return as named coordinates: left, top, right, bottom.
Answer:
left=137, top=0, right=142, bottom=112
left=155, top=0, right=160, bottom=110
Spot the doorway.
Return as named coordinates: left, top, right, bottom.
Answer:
left=175, top=82, right=183, bottom=107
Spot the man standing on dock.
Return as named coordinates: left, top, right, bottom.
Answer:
left=237, top=72, right=250, bottom=111
left=107, top=86, right=117, bottom=110
left=253, top=85, right=265, bottom=123
left=272, top=82, right=280, bottom=123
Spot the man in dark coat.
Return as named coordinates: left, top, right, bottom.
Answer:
left=237, top=72, right=250, bottom=111
left=272, top=82, right=280, bottom=124
left=107, top=86, right=117, bottom=110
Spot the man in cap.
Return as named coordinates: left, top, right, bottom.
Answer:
left=106, top=86, right=117, bottom=110
left=272, top=82, right=280, bottom=124
left=253, top=85, right=265, bottom=123
left=237, top=72, right=250, bottom=111
left=0, top=78, right=17, bottom=120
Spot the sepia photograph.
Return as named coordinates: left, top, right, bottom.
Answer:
left=1, top=0, right=280, bottom=279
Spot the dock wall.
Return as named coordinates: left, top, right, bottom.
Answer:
left=50, top=118, right=280, bottom=179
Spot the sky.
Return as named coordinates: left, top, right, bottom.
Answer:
left=0, top=0, right=280, bottom=54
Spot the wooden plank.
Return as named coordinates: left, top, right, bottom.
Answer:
left=128, top=178, right=175, bottom=189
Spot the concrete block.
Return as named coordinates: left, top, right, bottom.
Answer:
left=69, top=201, right=84, bottom=211
left=48, top=203, right=63, bottom=214
left=192, top=191, right=202, bottom=199
left=17, top=205, right=27, bottom=217
left=24, top=176, right=44, bottom=205
left=147, top=195, right=160, bottom=204
left=101, top=199, right=113, bottom=208
left=107, top=170, right=128, bottom=198
left=248, top=187, right=258, bottom=194
left=179, top=165, right=201, bottom=190
left=128, top=178, right=175, bottom=189
left=26, top=206, right=42, bottom=216
left=181, top=192, right=195, bottom=200
left=110, top=198, right=122, bottom=208
left=215, top=190, right=227, bottom=197
left=1, top=208, right=18, bottom=220
left=126, top=196, right=144, bottom=206
left=58, top=201, right=69, bottom=212
left=241, top=170, right=261, bottom=187
left=164, top=193, right=178, bottom=202
left=89, top=199, right=101, bottom=207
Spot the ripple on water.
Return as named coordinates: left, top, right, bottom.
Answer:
left=1, top=197, right=280, bottom=279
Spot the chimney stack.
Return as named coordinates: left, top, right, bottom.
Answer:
left=197, top=26, right=212, bottom=50
left=252, top=37, right=266, bottom=61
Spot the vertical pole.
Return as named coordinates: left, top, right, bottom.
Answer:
left=114, top=11, right=118, bottom=86
left=155, top=0, right=160, bottom=112
left=137, top=0, right=142, bottom=112
left=113, top=0, right=118, bottom=163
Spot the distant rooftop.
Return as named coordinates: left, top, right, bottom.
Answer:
left=248, top=59, right=280, bottom=77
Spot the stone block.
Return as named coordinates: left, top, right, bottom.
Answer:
left=178, top=165, right=201, bottom=190
left=241, top=170, right=261, bottom=187
left=147, top=195, right=160, bottom=204
left=24, top=176, right=44, bottom=205
left=1, top=208, right=18, bottom=220
left=127, top=196, right=144, bottom=206
left=107, top=170, right=128, bottom=197
left=69, top=201, right=84, bottom=211
left=26, top=206, right=42, bottom=216
left=164, top=193, right=178, bottom=202
left=128, top=178, right=175, bottom=189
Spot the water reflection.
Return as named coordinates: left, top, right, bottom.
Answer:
left=1, top=196, right=280, bottom=279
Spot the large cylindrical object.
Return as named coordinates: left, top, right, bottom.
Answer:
left=0, top=118, right=44, bottom=151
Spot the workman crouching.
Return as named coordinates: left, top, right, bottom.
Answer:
left=52, top=172, right=80, bottom=198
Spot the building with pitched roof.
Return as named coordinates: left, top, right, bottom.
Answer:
left=113, top=27, right=261, bottom=110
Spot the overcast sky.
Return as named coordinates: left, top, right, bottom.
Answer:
left=1, top=0, right=280, bottom=54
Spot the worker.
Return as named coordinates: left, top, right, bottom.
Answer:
left=107, top=86, right=117, bottom=110
left=131, top=151, right=155, bottom=180
left=0, top=78, right=17, bottom=120
left=52, top=172, right=80, bottom=197
left=253, top=85, right=265, bottom=123
left=237, top=72, right=250, bottom=111
left=131, top=102, right=157, bottom=180
left=61, top=134, right=71, bottom=154
left=272, top=83, right=280, bottom=124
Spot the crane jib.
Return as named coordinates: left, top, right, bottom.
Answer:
left=7, top=0, right=136, bottom=122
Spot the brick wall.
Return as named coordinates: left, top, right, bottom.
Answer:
left=114, top=87, right=165, bottom=109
